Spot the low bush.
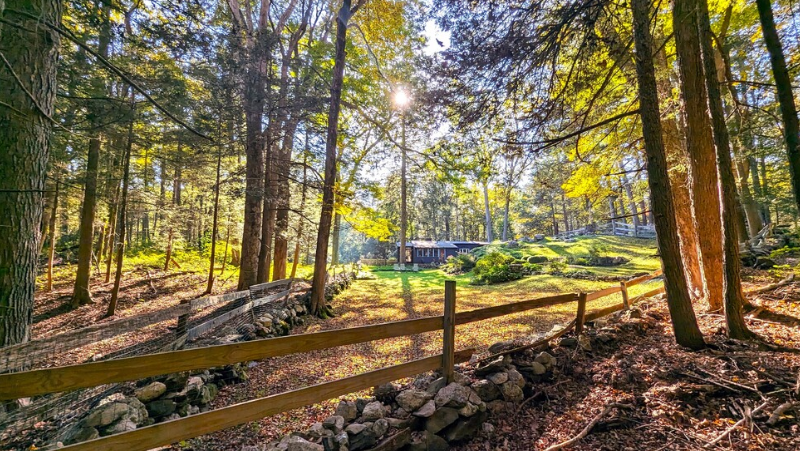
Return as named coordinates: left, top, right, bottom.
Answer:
left=441, top=253, right=476, bottom=275
left=548, top=260, right=568, bottom=273
left=527, top=255, right=549, bottom=264
left=523, top=262, right=543, bottom=274
left=472, top=251, right=523, bottom=284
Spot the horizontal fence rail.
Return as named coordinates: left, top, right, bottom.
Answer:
left=0, top=316, right=444, bottom=400
left=62, top=350, right=475, bottom=451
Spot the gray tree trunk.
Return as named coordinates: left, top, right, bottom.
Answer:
left=0, top=0, right=61, bottom=346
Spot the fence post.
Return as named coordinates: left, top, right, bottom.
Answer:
left=575, top=292, right=587, bottom=335
left=442, top=280, right=456, bottom=383
left=620, top=281, right=629, bottom=310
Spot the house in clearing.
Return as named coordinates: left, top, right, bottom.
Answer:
left=396, top=240, right=487, bottom=265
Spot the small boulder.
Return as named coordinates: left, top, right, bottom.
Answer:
left=443, top=410, right=488, bottom=442
left=395, top=389, right=432, bottom=412
left=345, top=423, right=368, bottom=435
left=531, top=362, right=547, bottom=375
left=534, top=352, right=555, bottom=368
left=486, top=372, right=508, bottom=385
left=434, top=383, right=469, bottom=408
left=134, top=381, right=167, bottom=403
left=335, top=400, right=358, bottom=422
left=361, top=401, right=385, bottom=421
left=499, top=382, right=524, bottom=403
left=425, top=377, right=447, bottom=395
left=371, top=418, right=388, bottom=438
left=286, top=435, right=324, bottom=451
left=146, top=399, right=177, bottom=419
left=413, top=400, right=436, bottom=418
left=558, top=337, right=578, bottom=348
left=507, top=369, right=526, bottom=388
left=471, top=380, right=500, bottom=402
left=425, top=407, right=459, bottom=434
left=322, top=415, right=345, bottom=434
left=475, top=356, right=509, bottom=377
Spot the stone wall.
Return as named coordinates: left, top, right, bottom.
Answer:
left=255, top=348, right=559, bottom=451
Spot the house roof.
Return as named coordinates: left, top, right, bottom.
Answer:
left=449, top=241, right=489, bottom=246
left=396, top=240, right=483, bottom=249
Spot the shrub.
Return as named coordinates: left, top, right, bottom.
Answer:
left=527, top=255, right=548, bottom=264
left=442, top=253, right=476, bottom=275
left=472, top=252, right=522, bottom=284
left=587, top=244, right=610, bottom=257
left=770, top=246, right=800, bottom=259
left=523, top=262, right=543, bottom=273
left=548, top=260, right=567, bottom=273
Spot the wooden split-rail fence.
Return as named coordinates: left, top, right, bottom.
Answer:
left=0, top=268, right=665, bottom=451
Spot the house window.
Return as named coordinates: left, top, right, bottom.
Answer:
left=416, top=249, right=423, bottom=257
left=458, top=248, right=468, bottom=254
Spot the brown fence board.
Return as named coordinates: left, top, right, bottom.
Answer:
left=0, top=316, right=443, bottom=400
left=584, top=303, right=625, bottom=322
left=585, top=285, right=622, bottom=302
left=61, top=349, right=474, bottom=451
left=625, top=269, right=663, bottom=288
left=455, top=293, right=577, bottom=325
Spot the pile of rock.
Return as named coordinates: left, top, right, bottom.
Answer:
left=60, top=364, right=247, bottom=446
left=258, top=350, right=559, bottom=451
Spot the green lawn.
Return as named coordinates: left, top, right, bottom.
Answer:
left=340, top=236, right=663, bottom=356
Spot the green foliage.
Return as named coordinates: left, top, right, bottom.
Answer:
left=523, top=262, right=543, bottom=273
left=587, top=244, right=610, bottom=257
left=472, top=251, right=522, bottom=284
left=441, top=253, right=477, bottom=275
left=769, top=246, right=800, bottom=259
left=548, top=260, right=568, bottom=273
left=527, top=255, right=549, bottom=264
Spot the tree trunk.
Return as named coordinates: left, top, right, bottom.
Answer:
left=673, top=0, right=724, bottom=311
left=272, top=118, right=299, bottom=280
left=697, top=0, right=754, bottom=339
left=204, top=142, right=223, bottom=295
left=71, top=1, right=111, bottom=307
left=46, top=178, right=59, bottom=292
left=399, top=118, right=408, bottom=264
left=107, top=101, right=135, bottom=318
left=662, top=113, right=705, bottom=298
left=257, top=160, right=275, bottom=283
left=483, top=180, right=493, bottom=241
left=237, top=27, right=270, bottom=290
left=0, top=0, right=60, bottom=346
left=502, top=194, right=510, bottom=241
left=310, top=0, right=356, bottom=315
left=331, top=209, right=341, bottom=266
left=290, top=150, right=308, bottom=279
left=755, top=0, right=800, bottom=213
left=631, top=0, right=705, bottom=349
left=70, top=123, right=101, bottom=306
left=561, top=192, right=569, bottom=234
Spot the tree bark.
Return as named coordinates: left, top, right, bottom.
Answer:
left=204, top=141, right=223, bottom=295
left=632, top=0, right=705, bottom=350
left=46, top=178, right=59, bottom=292
left=310, top=0, right=357, bottom=315
left=697, top=0, right=754, bottom=339
left=107, top=101, right=135, bottom=318
left=71, top=2, right=111, bottom=307
left=290, top=150, right=308, bottom=279
left=0, top=0, right=61, bottom=346
left=673, top=0, right=724, bottom=311
left=483, top=180, right=493, bottom=241
left=236, top=24, right=270, bottom=289
left=755, top=0, right=800, bottom=213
